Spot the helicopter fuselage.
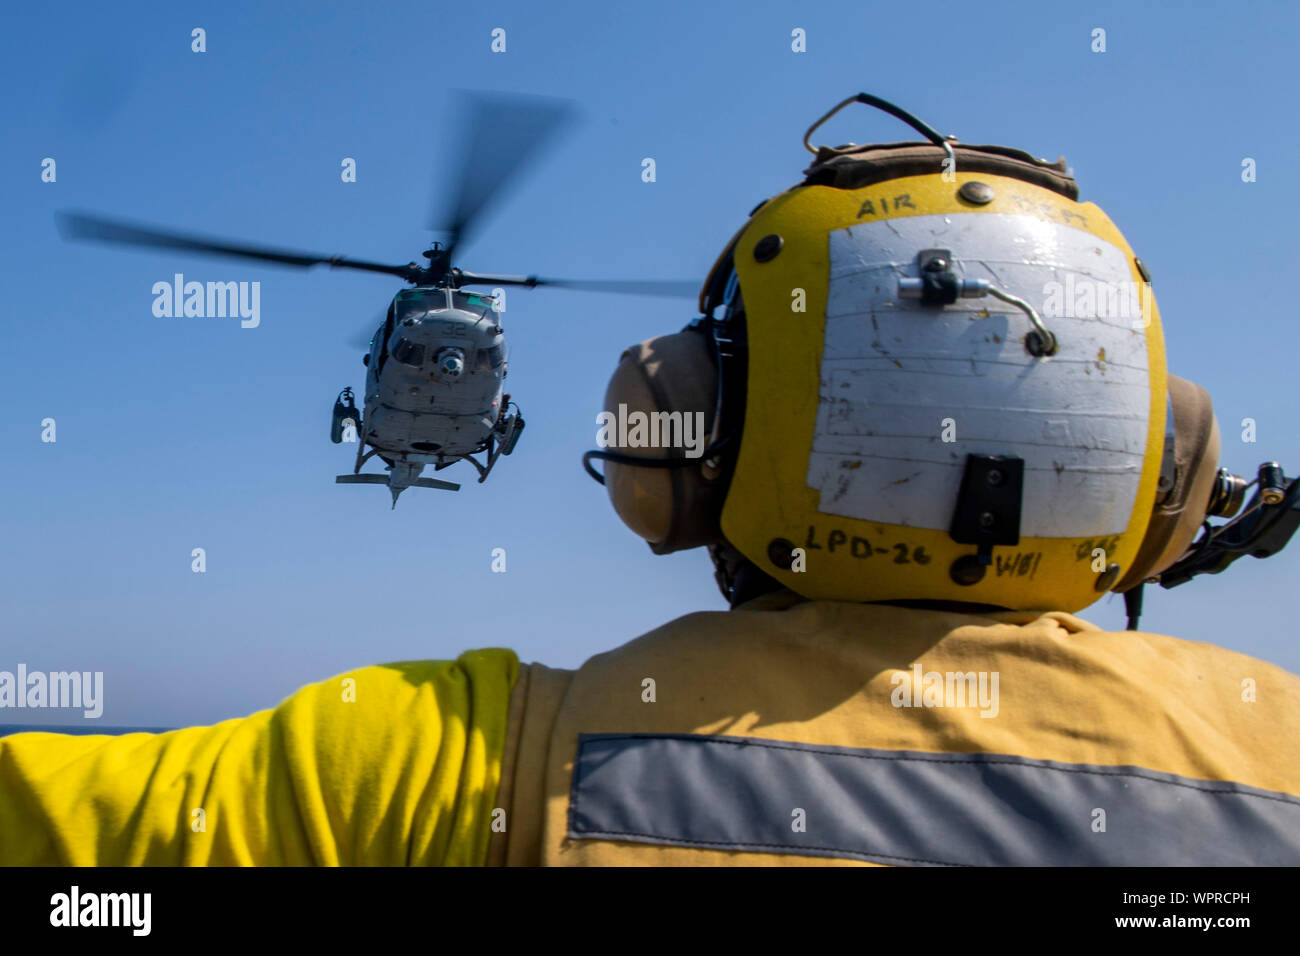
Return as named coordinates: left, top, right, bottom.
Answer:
left=361, top=287, right=508, bottom=466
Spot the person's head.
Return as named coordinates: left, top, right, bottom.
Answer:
left=587, top=94, right=1229, bottom=615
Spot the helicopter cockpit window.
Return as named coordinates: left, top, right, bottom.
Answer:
left=391, top=337, right=426, bottom=367
left=460, top=292, right=497, bottom=313
left=476, top=343, right=506, bottom=370
left=395, top=289, right=442, bottom=316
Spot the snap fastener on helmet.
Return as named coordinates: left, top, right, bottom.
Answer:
left=958, top=181, right=995, bottom=204
left=1095, top=563, right=1122, bottom=591
left=767, top=537, right=797, bottom=570
left=753, top=234, right=784, bottom=263
left=949, top=554, right=987, bottom=586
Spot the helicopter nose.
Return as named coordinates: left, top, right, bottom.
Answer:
left=437, top=348, right=465, bottom=378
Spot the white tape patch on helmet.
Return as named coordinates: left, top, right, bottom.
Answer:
left=807, top=213, right=1150, bottom=538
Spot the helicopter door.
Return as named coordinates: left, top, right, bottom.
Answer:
left=376, top=303, right=397, bottom=374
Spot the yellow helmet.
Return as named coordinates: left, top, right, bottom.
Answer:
left=587, top=94, right=1240, bottom=615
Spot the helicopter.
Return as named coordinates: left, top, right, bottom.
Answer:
left=57, top=91, right=698, bottom=507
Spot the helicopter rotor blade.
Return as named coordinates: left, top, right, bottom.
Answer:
left=57, top=211, right=421, bottom=281
left=454, top=270, right=699, bottom=299
left=432, top=91, right=577, bottom=260
left=527, top=277, right=700, bottom=299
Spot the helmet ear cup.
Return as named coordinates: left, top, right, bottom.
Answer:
left=1116, top=376, right=1222, bottom=591
left=601, top=331, right=727, bottom=554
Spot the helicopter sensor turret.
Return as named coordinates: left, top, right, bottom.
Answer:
left=436, top=347, right=466, bottom=379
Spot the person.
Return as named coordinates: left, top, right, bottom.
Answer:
left=4, top=95, right=1299, bottom=867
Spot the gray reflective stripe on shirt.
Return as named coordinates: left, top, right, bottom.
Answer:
left=567, top=733, right=1300, bottom=865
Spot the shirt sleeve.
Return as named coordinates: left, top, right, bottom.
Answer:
left=0, top=649, right=519, bottom=866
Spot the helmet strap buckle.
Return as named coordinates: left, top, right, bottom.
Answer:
left=947, top=455, right=1025, bottom=586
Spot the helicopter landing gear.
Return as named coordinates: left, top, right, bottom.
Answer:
left=353, top=445, right=379, bottom=474
left=466, top=411, right=523, bottom=485
left=461, top=451, right=492, bottom=483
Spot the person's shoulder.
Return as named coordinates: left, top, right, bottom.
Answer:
left=597, top=594, right=1299, bottom=683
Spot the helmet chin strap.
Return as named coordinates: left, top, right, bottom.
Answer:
left=581, top=430, right=736, bottom=486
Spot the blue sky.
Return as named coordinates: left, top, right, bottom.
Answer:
left=2, top=0, right=1297, bottom=727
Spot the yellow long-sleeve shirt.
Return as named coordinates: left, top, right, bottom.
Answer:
left=5, top=597, right=1300, bottom=866
left=0, top=650, right=517, bottom=866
